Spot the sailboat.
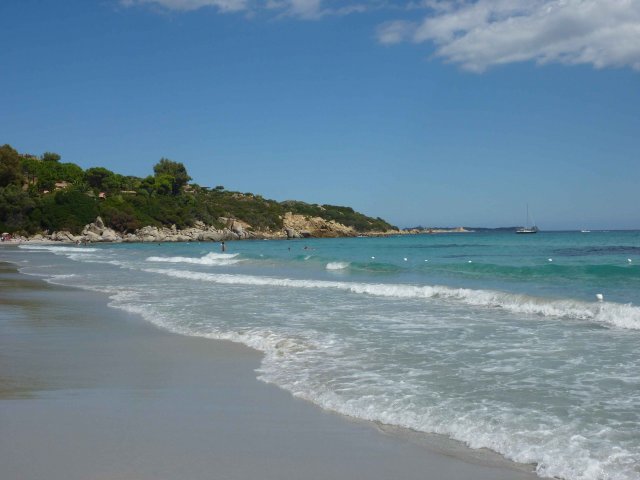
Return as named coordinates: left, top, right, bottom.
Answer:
left=516, top=205, right=538, bottom=234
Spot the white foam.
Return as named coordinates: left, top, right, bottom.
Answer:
left=326, top=261, right=350, bottom=270
left=35, top=263, right=638, bottom=480
left=18, top=245, right=98, bottom=253
left=143, top=268, right=640, bottom=330
left=103, top=289, right=326, bottom=364
left=146, top=252, right=241, bottom=266
left=11, top=237, right=640, bottom=480
left=51, top=273, right=77, bottom=279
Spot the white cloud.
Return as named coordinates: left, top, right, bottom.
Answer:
left=121, top=0, right=248, bottom=12
left=380, top=0, right=640, bottom=72
left=264, top=0, right=376, bottom=19
left=123, top=0, right=372, bottom=18
left=121, top=0, right=640, bottom=72
left=289, top=0, right=322, bottom=18
left=377, top=20, right=418, bottom=45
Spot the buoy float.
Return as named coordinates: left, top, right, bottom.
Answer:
left=596, top=293, right=604, bottom=302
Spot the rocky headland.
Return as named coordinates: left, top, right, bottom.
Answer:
left=6, top=213, right=402, bottom=244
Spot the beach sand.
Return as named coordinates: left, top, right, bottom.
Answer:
left=0, top=261, right=538, bottom=480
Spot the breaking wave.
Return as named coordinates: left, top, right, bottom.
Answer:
left=19, top=245, right=98, bottom=253
left=326, top=261, right=350, bottom=270
left=146, top=252, right=241, bottom=266
left=143, top=268, right=640, bottom=331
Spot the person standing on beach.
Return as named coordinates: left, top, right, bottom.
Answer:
left=221, top=241, right=226, bottom=252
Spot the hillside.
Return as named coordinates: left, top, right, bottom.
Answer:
left=0, top=144, right=396, bottom=240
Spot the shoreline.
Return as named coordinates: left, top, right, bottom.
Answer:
left=0, top=258, right=538, bottom=480
left=0, top=215, right=473, bottom=246
left=1, top=214, right=405, bottom=245
left=0, top=228, right=413, bottom=245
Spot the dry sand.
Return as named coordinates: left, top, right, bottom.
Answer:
left=0, top=261, right=538, bottom=480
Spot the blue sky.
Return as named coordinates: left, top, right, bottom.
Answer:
left=1, top=0, right=639, bottom=229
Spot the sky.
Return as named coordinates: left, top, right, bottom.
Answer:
left=1, top=0, right=639, bottom=230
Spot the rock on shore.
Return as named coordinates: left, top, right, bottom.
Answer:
left=11, top=213, right=399, bottom=244
left=282, top=212, right=357, bottom=239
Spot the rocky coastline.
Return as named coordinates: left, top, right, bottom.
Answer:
left=3, top=212, right=403, bottom=245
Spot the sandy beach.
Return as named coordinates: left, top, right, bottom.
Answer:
left=0, top=259, right=538, bottom=480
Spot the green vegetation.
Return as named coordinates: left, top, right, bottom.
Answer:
left=0, top=144, right=395, bottom=235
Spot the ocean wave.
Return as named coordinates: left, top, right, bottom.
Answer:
left=51, top=273, right=77, bottom=279
left=326, top=261, right=350, bottom=270
left=143, top=268, right=640, bottom=330
left=554, top=245, right=640, bottom=256
left=14, top=240, right=640, bottom=480
left=18, top=245, right=98, bottom=253
left=104, top=289, right=327, bottom=366
left=34, top=267, right=638, bottom=480
left=267, top=382, right=639, bottom=480
left=349, top=260, right=403, bottom=274
left=417, top=262, right=640, bottom=283
left=145, top=252, right=241, bottom=266
left=102, top=279, right=640, bottom=480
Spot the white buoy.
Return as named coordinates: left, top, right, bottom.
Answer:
left=371, top=256, right=375, bottom=259
left=403, top=257, right=408, bottom=262
left=468, top=260, right=472, bottom=263
left=596, top=293, right=604, bottom=302
left=424, top=259, right=428, bottom=262
left=628, top=258, right=632, bottom=263
left=548, top=258, right=553, bottom=262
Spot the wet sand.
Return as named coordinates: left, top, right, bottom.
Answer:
left=0, top=261, right=538, bottom=480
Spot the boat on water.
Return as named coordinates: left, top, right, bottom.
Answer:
left=516, top=205, right=538, bottom=234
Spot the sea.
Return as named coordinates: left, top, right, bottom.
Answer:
left=4, top=230, right=640, bottom=480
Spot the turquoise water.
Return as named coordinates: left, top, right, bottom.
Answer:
left=5, top=230, right=640, bottom=480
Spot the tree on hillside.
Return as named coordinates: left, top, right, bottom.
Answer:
left=41, top=152, right=61, bottom=163
left=0, top=184, right=36, bottom=232
left=59, top=163, right=84, bottom=184
left=20, top=155, right=41, bottom=187
left=0, top=144, right=23, bottom=187
left=153, top=175, right=173, bottom=196
left=36, top=161, right=84, bottom=192
left=153, top=158, right=191, bottom=195
left=85, top=167, right=115, bottom=190
left=39, top=188, right=99, bottom=233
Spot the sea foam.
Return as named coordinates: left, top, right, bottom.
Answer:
left=146, top=252, right=241, bottom=266
left=326, top=261, right=350, bottom=270
left=19, top=245, right=98, bottom=253
left=143, top=268, right=640, bottom=330
left=100, top=276, right=640, bottom=480
left=14, top=234, right=640, bottom=480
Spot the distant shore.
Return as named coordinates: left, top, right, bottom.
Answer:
left=0, top=258, right=537, bottom=480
